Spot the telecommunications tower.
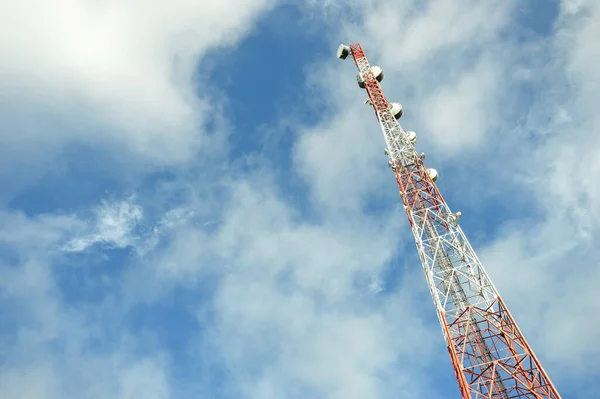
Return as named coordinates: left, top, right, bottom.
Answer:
left=336, top=43, right=562, bottom=398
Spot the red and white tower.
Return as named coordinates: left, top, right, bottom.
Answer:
left=337, top=43, right=562, bottom=398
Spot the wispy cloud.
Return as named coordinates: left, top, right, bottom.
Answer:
left=62, top=198, right=143, bottom=252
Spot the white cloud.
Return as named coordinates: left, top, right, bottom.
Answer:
left=360, top=0, right=510, bottom=65
left=2, top=1, right=600, bottom=398
left=0, top=211, right=82, bottom=253
left=561, top=0, right=588, bottom=14
left=294, top=96, right=392, bottom=212
left=0, top=0, right=276, bottom=164
left=118, top=359, right=170, bottom=399
left=0, top=209, right=171, bottom=399
left=119, top=171, right=439, bottom=398
left=416, top=56, right=502, bottom=152
left=0, top=1, right=454, bottom=398
left=0, top=179, right=436, bottom=399
left=63, top=198, right=143, bottom=252
left=0, top=364, right=58, bottom=399
left=210, top=273, right=441, bottom=398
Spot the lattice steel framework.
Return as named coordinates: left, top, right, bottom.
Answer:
left=343, top=43, right=562, bottom=399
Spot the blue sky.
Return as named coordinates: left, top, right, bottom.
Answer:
left=1, top=0, right=600, bottom=398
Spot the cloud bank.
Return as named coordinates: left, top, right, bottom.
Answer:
left=1, top=0, right=599, bottom=398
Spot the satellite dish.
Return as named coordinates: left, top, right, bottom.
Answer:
left=428, top=168, right=439, bottom=182
left=357, top=65, right=384, bottom=88
left=406, top=131, right=417, bottom=144
left=390, top=102, right=403, bottom=119
left=337, top=44, right=351, bottom=60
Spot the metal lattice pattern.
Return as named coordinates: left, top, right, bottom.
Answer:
left=348, top=43, right=561, bottom=399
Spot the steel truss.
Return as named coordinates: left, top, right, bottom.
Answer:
left=348, top=43, right=561, bottom=399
